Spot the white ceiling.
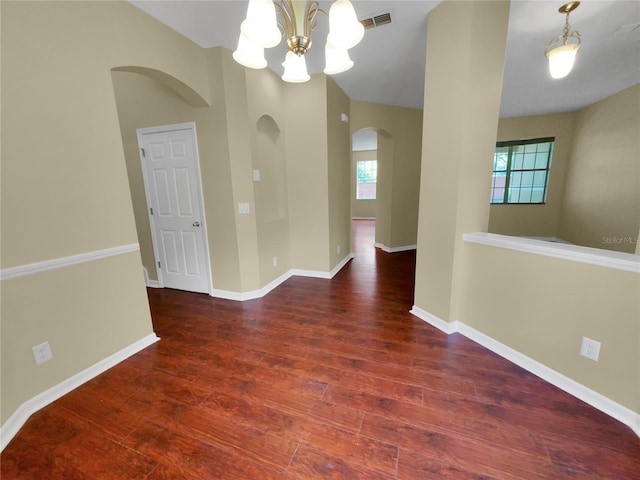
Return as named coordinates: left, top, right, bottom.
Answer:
left=130, top=0, right=640, bottom=118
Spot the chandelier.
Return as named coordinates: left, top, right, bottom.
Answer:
left=544, top=1, right=581, bottom=79
left=233, top=0, right=365, bottom=83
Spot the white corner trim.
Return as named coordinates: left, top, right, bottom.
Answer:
left=409, top=306, right=640, bottom=438
left=375, top=243, right=417, bottom=253
left=330, top=253, right=356, bottom=278
left=142, top=267, right=161, bottom=288
left=0, top=332, right=160, bottom=452
left=409, top=305, right=459, bottom=334
left=463, top=232, right=640, bottom=273
left=1, top=244, right=141, bottom=281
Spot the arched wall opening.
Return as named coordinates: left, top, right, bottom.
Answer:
left=351, top=128, right=394, bottom=248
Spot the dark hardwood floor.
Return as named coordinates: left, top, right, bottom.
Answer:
left=2, top=220, right=639, bottom=479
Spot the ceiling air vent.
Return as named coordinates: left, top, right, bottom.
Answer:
left=360, top=12, right=392, bottom=30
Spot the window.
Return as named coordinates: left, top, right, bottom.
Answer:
left=356, top=160, right=377, bottom=200
left=491, top=138, right=554, bottom=204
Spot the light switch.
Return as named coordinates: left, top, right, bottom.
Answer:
left=238, top=203, right=250, bottom=214
left=253, top=170, right=261, bottom=181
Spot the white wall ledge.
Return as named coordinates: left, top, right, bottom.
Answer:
left=463, top=232, right=639, bottom=273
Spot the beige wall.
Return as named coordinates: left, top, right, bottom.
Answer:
left=352, top=150, right=377, bottom=219
left=350, top=101, right=422, bottom=249
left=414, top=0, right=510, bottom=321
left=285, top=76, right=332, bottom=272
left=558, top=84, right=640, bottom=253
left=327, top=78, right=353, bottom=264
left=489, top=112, right=576, bottom=237
left=459, top=242, right=640, bottom=411
left=1, top=1, right=211, bottom=424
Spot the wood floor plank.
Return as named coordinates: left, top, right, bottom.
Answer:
left=2, top=220, right=638, bottom=479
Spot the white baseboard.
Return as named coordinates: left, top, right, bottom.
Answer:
left=374, top=242, right=417, bottom=253
left=142, top=267, right=161, bottom=288
left=409, top=306, right=640, bottom=438
left=211, top=254, right=355, bottom=301
left=211, top=271, right=293, bottom=301
left=0, top=333, right=160, bottom=452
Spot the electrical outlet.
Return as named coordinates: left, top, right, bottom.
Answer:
left=272, top=256, right=278, bottom=267
left=580, top=336, right=601, bottom=362
left=32, top=341, right=53, bottom=365
left=337, top=244, right=341, bottom=254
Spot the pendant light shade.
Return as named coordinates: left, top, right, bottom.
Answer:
left=546, top=43, right=580, bottom=79
left=281, top=51, right=310, bottom=83
left=232, top=33, right=268, bottom=69
left=327, top=0, right=365, bottom=50
left=240, top=0, right=281, bottom=48
left=324, top=45, right=354, bottom=75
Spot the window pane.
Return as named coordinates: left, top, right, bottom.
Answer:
left=510, top=171, right=522, bottom=187
left=534, top=152, right=549, bottom=169
left=531, top=189, right=545, bottom=203
left=536, top=142, right=551, bottom=152
left=533, top=170, right=547, bottom=187
left=491, top=172, right=506, bottom=203
left=512, top=152, right=524, bottom=170
left=356, top=160, right=377, bottom=200
left=521, top=171, right=534, bottom=187
left=523, top=153, right=536, bottom=170
left=494, top=148, right=509, bottom=171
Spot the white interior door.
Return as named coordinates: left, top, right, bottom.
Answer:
left=137, top=123, right=211, bottom=294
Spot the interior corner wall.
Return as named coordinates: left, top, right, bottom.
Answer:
left=1, top=1, right=210, bottom=426
left=244, top=63, right=292, bottom=286
left=414, top=0, right=509, bottom=322
left=489, top=112, right=576, bottom=238
left=557, top=83, right=640, bottom=253
left=350, top=101, right=423, bottom=250
left=326, top=77, right=352, bottom=266
left=285, top=75, right=331, bottom=272
left=219, top=49, right=262, bottom=292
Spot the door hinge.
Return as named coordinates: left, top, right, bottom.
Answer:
left=141, top=147, right=146, bottom=158
left=150, top=207, right=153, bottom=215
left=157, top=261, right=161, bottom=269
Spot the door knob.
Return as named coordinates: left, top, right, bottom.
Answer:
left=193, top=221, right=200, bottom=227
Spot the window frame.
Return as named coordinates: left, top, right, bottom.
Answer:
left=491, top=137, right=554, bottom=205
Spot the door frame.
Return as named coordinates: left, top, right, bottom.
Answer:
left=136, top=121, right=213, bottom=295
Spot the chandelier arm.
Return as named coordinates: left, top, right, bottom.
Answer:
left=545, top=30, right=581, bottom=54
left=275, top=0, right=295, bottom=37
left=304, top=1, right=321, bottom=38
